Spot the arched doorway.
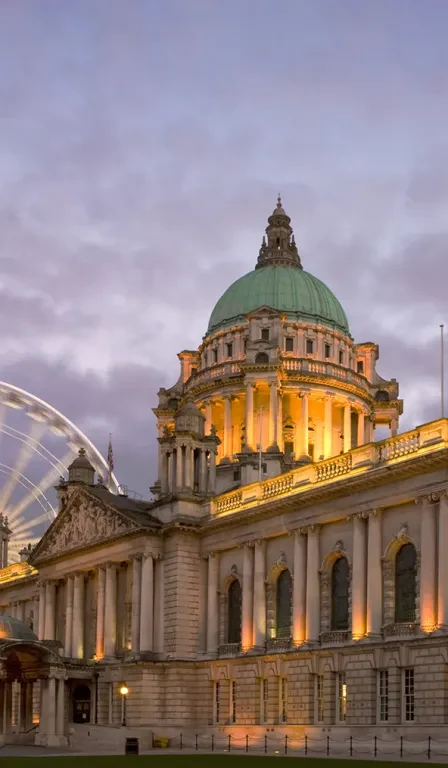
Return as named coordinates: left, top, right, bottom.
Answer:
left=72, top=684, right=91, bottom=724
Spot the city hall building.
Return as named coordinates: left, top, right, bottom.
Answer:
left=0, top=198, right=447, bottom=748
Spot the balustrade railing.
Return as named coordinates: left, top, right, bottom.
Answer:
left=383, top=622, right=419, bottom=638
left=320, top=630, right=351, bottom=645
left=265, top=637, right=292, bottom=652
left=210, top=419, right=448, bottom=516
left=218, top=643, right=241, bottom=657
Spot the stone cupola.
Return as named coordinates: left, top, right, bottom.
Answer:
left=174, top=399, right=205, bottom=438
left=67, top=447, right=95, bottom=486
left=256, top=195, right=302, bottom=270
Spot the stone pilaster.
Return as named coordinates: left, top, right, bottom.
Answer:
left=438, top=493, right=448, bottom=628
left=351, top=513, right=367, bottom=640
left=131, top=555, right=142, bottom=653
left=44, top=580, right=56, bottom=640
left=64, top=575, right=74, bottom=657
left=96, top=566, right=106, bottom=659
left=366, top=509, right=382, bottom=637
left=253, top=541, right=266, bottom=649
left=72, top=572, right=84, bottom=659
left=140, top=553, right=154, bottom=652
left=305, top=525, right=320, bottom=642
left=418, top=494, right=437, bottom=632
left=245, top=383, right=255, bottom=450
left=292, top=530, right=307, bottom=645
left=206, top=552, right=219, bottom=654
left=242, top=543, right=254, bottom=651
left=104, top=563, right=117, bottom=658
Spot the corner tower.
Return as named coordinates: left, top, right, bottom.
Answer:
left=152, top=198, right=403, bottom=496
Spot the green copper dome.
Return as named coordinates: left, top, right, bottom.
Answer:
left=206, top=198, right=350, bottom=337
left=207, top=265, right=349, bottom=335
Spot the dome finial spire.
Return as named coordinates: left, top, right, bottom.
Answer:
left=255, top=195, right=302, bottom=270
left=277, top=193, right=282, bottom=209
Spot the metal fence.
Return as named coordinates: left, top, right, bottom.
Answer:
left=154, top=732, right=448, bottom=759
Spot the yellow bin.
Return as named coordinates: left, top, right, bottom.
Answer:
left=153, top=737, right=169, bottom=748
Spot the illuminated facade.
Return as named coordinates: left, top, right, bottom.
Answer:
left=0, top=199, right=447, bottom=749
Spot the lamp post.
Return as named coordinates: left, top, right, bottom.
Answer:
left=120, top=684, right=129, bottom=727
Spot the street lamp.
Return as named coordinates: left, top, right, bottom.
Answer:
left=120, top=685, right=129, bottom=726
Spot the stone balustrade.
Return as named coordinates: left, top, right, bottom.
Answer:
left=211, top=419, right=448, bottom=517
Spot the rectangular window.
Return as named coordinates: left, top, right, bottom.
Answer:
left=213, top=348, right=218, bottom=364
left=190, top=367, right=197, bottom=377
left=261, top=678, right=268, bottom=724
left=315, top=675, right=324, bottom=723
left=378, top=670, right=389, bottom=723
left=357, top=360, right=364, bottom=373
left=339, top=350, right=344, bottom=365
left=279, top=677, right=287, bottom=723
left=404, top=669, right=414, bottom=722
left=261, top=328, right=270, bottom=341
left=285, top=337, right=294, bottom=352
left=337, top=674, right=347, bottom=723
left=214, top=681, right=220, bottom=724
left=226, top=343, right=233, bottom=358
left=231, top=680, right=237, bottom=724
left=324, top=343, right=331, bottom=359
left=306, top=339, right=314, bottom=354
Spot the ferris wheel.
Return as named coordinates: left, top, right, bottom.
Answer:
left=0, top=381, right=120, bottom=564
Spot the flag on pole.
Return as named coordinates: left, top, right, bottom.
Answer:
left=107, top=433, right=114, bottom=486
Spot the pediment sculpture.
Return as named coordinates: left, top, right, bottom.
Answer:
left=36, top=498, right=138, bottom=559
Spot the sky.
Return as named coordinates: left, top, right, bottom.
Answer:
left=1, top=0, right=448, bottom=503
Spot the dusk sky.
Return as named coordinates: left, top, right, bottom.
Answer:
left=1, top=0, right=448, bottom=498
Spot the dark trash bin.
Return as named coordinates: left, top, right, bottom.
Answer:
left=125, top=737, right=139, bottom=755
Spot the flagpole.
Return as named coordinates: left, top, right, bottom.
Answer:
left=258, top=407, right=263, bottom=482
left=441, top=325, right=445, bottom=418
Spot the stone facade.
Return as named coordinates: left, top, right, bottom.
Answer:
left=0, top=199, right=447, bottom=750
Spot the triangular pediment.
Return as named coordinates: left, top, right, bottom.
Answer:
left=246, top=306, right=283, bottom=320
left=31, top=488, right=142, bottom=564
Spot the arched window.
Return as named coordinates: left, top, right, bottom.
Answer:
left=395, top=543, right=417, bottom=623
left=276, top=569, right=292, bottom=637
left=228, top=579, right=242, bottom=644
left=331, top=556, right=349, bottom=631
left=255, top=352, right=269, bottom=364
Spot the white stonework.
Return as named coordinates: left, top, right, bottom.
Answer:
left=0, top=199, right=447, bottom=751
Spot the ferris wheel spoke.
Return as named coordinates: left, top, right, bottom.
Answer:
left=8, top=448, right=75, bottom=521
left=0, top=421, right=47, bottom=510
left=0, top=466, right=56, bottom=521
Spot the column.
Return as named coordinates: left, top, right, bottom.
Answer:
left=299, top=393, right=309, bottom=457
left=277, top=390, right=283, bottom=452
left=292, top=530, right=307, bottom=645
left=184, top=446, right=192, bottom=489
left=419, top=495, right=437, bottom=632
left=343, top=403, right=351, bottom=453
left=40, top=680, right=48, bottom=739
left=305, top=526, right=320, bottom=642
left=95, top=567, right=106, bottom=660
left=140, top=554, right=154, bottom=652
left=242, top=544, right=254, bottom=651
left=56, top=678, right=65, bottom=737
left=268, top=382, right=278, bottom=448
left=3, top=681, right=12, bottom=734
left=64, top=575, right=74, bottom=658
left=47, top=677, right=56, bottom=738
left=44, top=581, right=56, bottom=640
left=72, top=572, right=84, bottom=659
left=253, top=541, right=266, bottom=649
left=222, top=396, right=232, bottom=459
left=25, top=681, right=33, bottom=731
left=131, top=556, right=142, bottom=652
left=357, top=410, right=365, bottom=446
left=161, top=451, right=169, bottom=494
left=38, top=583, right=46, bottom=640
left=19, top=683, right=27, bottom=732
left=209, top=449, right=217, bottom=492
left=206, top=553, right=219, bottom=654
left=245, top=383, right=255, bottom=450
left=390, top=417, right=398, bottom=437
left=199, top=450, right=208, bottom=493
left=351, top=513, right=367, bottom=640
left=175, top=446, right=183, bottom=489
left=104, top=563, right=117, bottom=658
left=205, top=401, right=213, bottom=434
left=323, top=396, right=333, bottom=458
left=366, top=509, right=383, bottom=637
left=153, top=556, right=164, bottom=654
left=438, top=494, right=448, bottom=628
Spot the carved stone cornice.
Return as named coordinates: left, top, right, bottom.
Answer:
left=415, top=492, right=440, bottom=506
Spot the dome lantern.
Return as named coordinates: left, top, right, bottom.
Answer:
left=256, top=195, right=302, bottom=271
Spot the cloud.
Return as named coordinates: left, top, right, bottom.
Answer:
left=0, top=0, right=447, bottom=540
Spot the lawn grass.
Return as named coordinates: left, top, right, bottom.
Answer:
left=0, top=757, right=434, bottom=767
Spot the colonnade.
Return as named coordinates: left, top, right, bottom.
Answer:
left=205, top=493, right=448, bottom=653
left=213, top=384, right=370, bottom=461
left=160, top=445, right=216, bottom=495
left=37, top=553, right=158, bottom=660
